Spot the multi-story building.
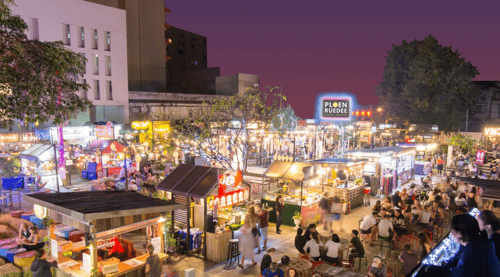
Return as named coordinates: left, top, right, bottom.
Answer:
left=10, top=0, right=129, bottom=125
left=216, top=73, right=260, bottom=95
left=464, top=81, right=500, bottom=133
left=165, top=26, right=220, bottom=94
left=86, top=0, right=167, bottom=92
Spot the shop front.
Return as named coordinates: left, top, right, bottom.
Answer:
left=19, top=143, right=64, bottom=190
left=157, top=164, right=250, bottom=263
left=261, top=161, right=322, bottom=227
left=83, top=140, right=134, bottom=180
left=347, top=146, right=416, bottom=195
left=24, top=191, right=184, bottom=277
left=397, top=143, right=438, bottom=175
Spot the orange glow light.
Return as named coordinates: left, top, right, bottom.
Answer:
left=361, top=111, right=365, bottom=116
left=355, top=111, right=359, bottom=116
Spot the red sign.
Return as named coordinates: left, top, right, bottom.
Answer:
left=476, top=150, right=485, bottom=165
left=214, top=188, right=249, bottom=209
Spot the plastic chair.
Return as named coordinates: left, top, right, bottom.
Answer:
left=354, top=254, right=368, bottom=273
left=378, top=236, right=392, bottom=252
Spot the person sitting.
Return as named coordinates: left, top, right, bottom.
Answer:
left=399, top=243, right=419, bottom=277
left=478, top=210, right=500, bottom=262
left=260, top=248, right=276, bottom=276
left=294, top=229, right=306, bottom=254
left=262, top=262, right=284, bottom=277
left=303, top=224, right=316, bottom=244
left=372, top=200, right=382, bottom=213
left=417, top=205, right=433, bottom=231
left=422, top=214, right=500, bottom=277
left=323, top=234, right=341, bottom=265
left=360, top=212, right=378, bottom=245
left=431, top=202, right=445, bottom=239
left=285, top=268, right=299, bottom=277
left=403, top=206, right=412, bottom=223
left=382, top=197, right=393, bottom=210
left=391, top=191, right=403, bottom=209
left=303, top=232, right=324, bottom=261
left=30, top=249, right=57, bottom=277
left=392, top=208, right=405, bottom=222
left=22, top=226, right=45, bottom=251
left=18, top=223, right=31, bottom=241
left=348, top=230, right=365, bottom=263
left=454, top=193, right=468, bottom=213
left=377, top=213, right=394, bottom=247
left=368, top=257, right=387, bottom=277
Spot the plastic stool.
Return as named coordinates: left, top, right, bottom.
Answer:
left=227, top=239, right=240, bottom=266
left=378, top=236, right=392, bottom=252
left=354, top=254, right=368, bottom=273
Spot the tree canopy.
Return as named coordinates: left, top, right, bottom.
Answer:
left=375, top=35, right=480, bottom=131
left=0, top=0, right=91, bottom=125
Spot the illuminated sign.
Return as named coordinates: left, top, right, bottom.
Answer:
left=485, top=127, right=500, bottom=136
left=476, top=150, right=485, bottom=165
left=132, top=121, right=151, bottom=130
left=315, top=92, right=358, bottom=122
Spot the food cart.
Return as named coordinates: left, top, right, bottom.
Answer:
left=309, top=158, right=367, bottom=211
left=347, top=147, right=416, bottom=195
left=24, top=191, right=184, bottom=277
left=261, top=161, right=322, bottom=227
left=156, top=164, right=251, bottom=263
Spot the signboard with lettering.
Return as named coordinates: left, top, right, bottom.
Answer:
left=315, top=92, right=358, bottom=122
left=476, top=150, right=485, bottom=165
left=485, top=127, right=500, bottom=136
left=214, top=187, right=249, bottom=209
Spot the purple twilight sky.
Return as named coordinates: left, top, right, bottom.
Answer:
left=165, top=0, right=500, bottom=119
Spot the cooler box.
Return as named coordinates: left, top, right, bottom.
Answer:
left=87, top=162, right=97, bottom=172
left=0, top=243, right=19, bottom=257
left=82, top=170, right=88, bottom=179
left=29, top=215, right=44, bottom=230
left=88, top=172, right=97, bottom=180
left=14, top=250, right=35, bottom=268
left=21, top=212, right=34, bottom=221
left=6, top=248, right=25, bottom=263
left=10, top=210, right=24, bottom=218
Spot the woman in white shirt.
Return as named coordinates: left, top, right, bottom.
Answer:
left=417, top=205, right=434, bottom=229
left=323, top=234, right=341, bottom=265
left=303, top=232, right=324, bottom=261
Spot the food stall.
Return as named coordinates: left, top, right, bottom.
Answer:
left=156, top=164, right=250, bottom=263
left=310, top=158, right=367, bottom=211
left=408, top=207, right=481, bottom=277
left=261, top=160, right=322, bottom=227
left=24, top=191, right=184, bottom=277
left=347, top=147, right=416, bottom=195
left=397, top=143, right=438, bottom=175
left=19, top=143, right=63, bottom=190
left=84, top=140, right=133, bottom=178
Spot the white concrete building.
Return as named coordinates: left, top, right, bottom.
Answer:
left=10, top=0, right=129, bottom=124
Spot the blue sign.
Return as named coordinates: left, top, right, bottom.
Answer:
left=315, top=92, right=359, bottom=123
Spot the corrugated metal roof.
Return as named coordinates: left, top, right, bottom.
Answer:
left=263, top=161, right=293, bottom=179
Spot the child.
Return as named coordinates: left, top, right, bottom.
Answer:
left=262, top=262, right=284, bottom=277
left=260, top=248, right=276, bottom=275
left=399, top=244, right=419, bottom=277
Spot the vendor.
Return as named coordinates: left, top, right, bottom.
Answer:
left=22, top=226, right=45, bottom=251
left=35, top=176, right=48, bottom=193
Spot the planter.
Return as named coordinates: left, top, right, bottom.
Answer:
left=293, top=217, right=302, bottom=230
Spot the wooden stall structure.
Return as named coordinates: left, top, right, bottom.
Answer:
left=156, top=164, right=250, bottom=262
left=24, top=191, right=184, bottom=277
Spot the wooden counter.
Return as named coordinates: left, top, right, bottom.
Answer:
left=105, top=253, right=168, bottom=277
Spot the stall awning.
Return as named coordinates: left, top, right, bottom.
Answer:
left=23, top=191, right=185, bottom=222
left=263, top=161, right=293, bottom=179
left=281, top=162, right=313, bottom=182
left=19, top=143, right=54, bottom=162
left=157, top=164, right=229, bottom=198
left=102, top=141, right=127, bottom=154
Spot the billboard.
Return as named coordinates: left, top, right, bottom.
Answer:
left=315, top=92, right=358, bottom=123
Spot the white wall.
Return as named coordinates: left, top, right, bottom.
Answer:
left=10, top=0, right=129, bottom=123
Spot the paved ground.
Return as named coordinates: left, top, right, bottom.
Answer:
left=3, top=174, right=451, bottom=277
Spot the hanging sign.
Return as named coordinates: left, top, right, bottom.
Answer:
left=476, top=150, right=485, bottom=165
left=214, top=187, right=249, bottom=209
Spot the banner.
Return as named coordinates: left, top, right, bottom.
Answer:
left=476, top=150, right=485, bottom=165
left=35, top=129, right=51, bottom=141
left=96, top=125, right=114, bottom=139
left=214, top=188, right=249, bottom=209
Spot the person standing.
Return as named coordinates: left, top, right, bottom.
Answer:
left=239, top=214, right=257, bottom=269
left=144, top=244, right=162, bottom=277
left=477, top=210, right=500, bottom=262
left=259, top=203, right=272, bottom=250
left=275, top=195, right=284, bottom=234
left=437, top=157, right=445, bottom=176
left=30, top=249, right=57, bottom=277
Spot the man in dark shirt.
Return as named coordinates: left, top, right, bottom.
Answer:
left=348, top=229, right=365, bottom=263
left=391, top=191, right=402, bottom=209
left=31, top=249, right=57, bottom=277
left=275, top=197, right=284, bottom=234
left=259, top=204, right=272, bottom=250
left=478, top=210, right=500, bottom=262
left=303, top=224, right=316, bottom=243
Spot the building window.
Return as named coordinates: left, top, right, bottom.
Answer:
left=81, top=79, right=87, bottom=99
left=31, top=18, right=39, bottom=40
left=104, top=31, right=110, bottom=51
left=78, top=27, right=85, bottom=48
left=105, top=56, right=111, bottom=76
left=92, top=54, right=99, bottom=75
left=106, top=81, right=112, bottom=100
left=92, top=29, right=98, bottom=50
left=63, top=24, right=70, bottom=45
left=94, top=80, right=100, bottom=100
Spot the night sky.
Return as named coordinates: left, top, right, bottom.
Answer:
left=165, top=0, right=500, bottom=119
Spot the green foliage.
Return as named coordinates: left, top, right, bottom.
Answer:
left=169, top=86, right=286, bottom=171
left=293, top=211, right=302, bottom=219
left=449, top=133, right=483, bottom=156
left=375, top=35, right=481, bottom=131
left=156, top=163, right=165, bottom=171
left=0, top=156, right=19, bottom=177
left=0, top=0, right=91, bottom=125
left=271, top=104, right=299, bottom=134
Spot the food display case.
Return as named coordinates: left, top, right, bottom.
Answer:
left=408, top=208, right=481, bottom=276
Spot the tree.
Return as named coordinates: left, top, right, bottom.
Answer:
left=375, top=35, right=481, bottom=132
left=169, top=86, right=284, bottom=171
left=0, top=0, right=91, bottom=125
left=449, top=133, right=483, bottom=157
left=270, top=104, right=299, bottom=134
left=0, top=156, right=20, bottom=177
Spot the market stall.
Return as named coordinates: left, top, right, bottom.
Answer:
left=156, top=164, right=250, bottom=263
left=19, top=143, right=63, bottom=190
left=397, top=143, right=438, bottom=175
left=347, top=146, right=416, bottom=195
left=310, top=158, right=367, bottom=210
left=261, top=160, right=322, bottom=227
left=24, top=191, right=184, bottom=277
left=83, top=140, right=134, bottom=179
